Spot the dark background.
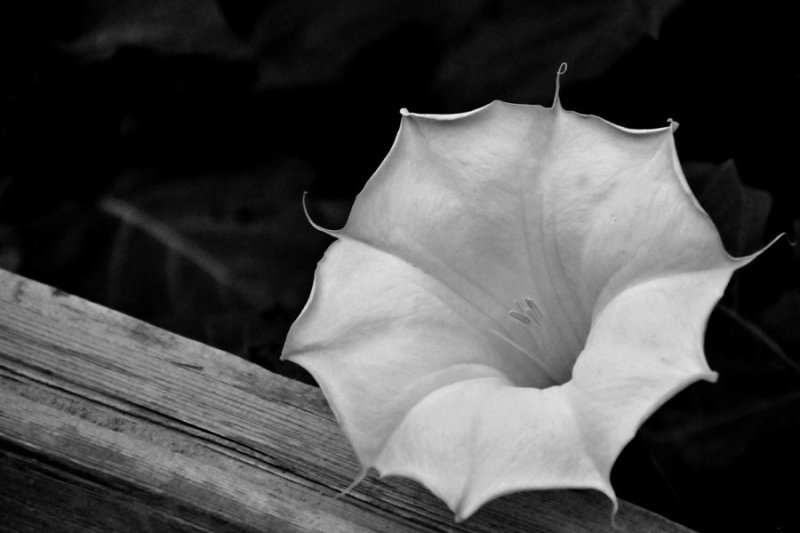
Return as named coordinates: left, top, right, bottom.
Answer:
left=1, top=1, right=798, bottom=531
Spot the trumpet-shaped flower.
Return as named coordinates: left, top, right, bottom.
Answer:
left=282, top=70, right=768, bottom=521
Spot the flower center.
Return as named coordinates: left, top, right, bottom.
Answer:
left=507, top=297, right=544, bottom=326
left=503, top=296, right=576, bottom=387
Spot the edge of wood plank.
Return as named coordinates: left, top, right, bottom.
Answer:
left=0, top=268, right=696, bottom=533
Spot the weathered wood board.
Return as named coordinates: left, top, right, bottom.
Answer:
left=0, top=268, right=694, bottom=532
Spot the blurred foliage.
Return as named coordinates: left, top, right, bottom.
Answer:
left=0, top=1, right=798, bottom=532
left=684, top=160, right=772, bottom=257
left=100, top=158, right=333, bottom=383
left=70, top=0, right=248, bottom=60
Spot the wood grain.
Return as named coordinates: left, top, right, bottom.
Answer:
left=0, top=268, right=695, bottom=532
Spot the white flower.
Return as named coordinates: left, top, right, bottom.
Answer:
left=282, top=69, right=769, bottom=521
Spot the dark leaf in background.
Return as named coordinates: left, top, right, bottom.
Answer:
left=235, top=0, right=478, bottom=91
left=0, top=227, right=21, bottom=273
left=70, top=0, right=250, bottom=60
left=0, top=181, right=21, bottom=272
left=432, top=0, right=684, bottom=109
left=760, top=219, right=800, bottom=358
left=762, top=290, right=800, bottom=359
left=236, top=0, right=684, bottom=110
left=100, top=158, right=331, bottom=369
left=683, top=160, right=773, bottom=256
left=13, top=204, right=119, bottom=302
left=638, top=306, right=800, bottom=533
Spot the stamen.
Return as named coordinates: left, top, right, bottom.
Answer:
left=508, top=296, right=545, bottom=327
left=524, top=298, right=544, bottom=324
left=508, top=310, right=531, bottom=324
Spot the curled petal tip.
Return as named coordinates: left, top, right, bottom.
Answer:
left=300, top=191, right=339, bottom=236
left=553, top=62, right=568, bottom=107
left=667, top=117, right=679, bottom=131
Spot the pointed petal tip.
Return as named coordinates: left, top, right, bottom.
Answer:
left=279, top=343, right=307, bottom=363
left=334, top=467, right=369, bottom=501
left=278, top=348, right=295, bottom=362
left=605, top=486, right=619, bottom=516
left=452, top=491, right=483, bottom=524
left=453, top=508, right=468, bottom=524
left=453, top=495, right=494, bottom=523
left=727, top=231, right=786, bottom=265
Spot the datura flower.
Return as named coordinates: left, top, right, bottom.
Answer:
left=282, top=66, right=768, bottom=521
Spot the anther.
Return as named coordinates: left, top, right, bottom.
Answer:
left=508, top=310, right=531, bottom=324
left=524, top=298, right=544, bottom=323
left=508, top=296, right=545, bottom=327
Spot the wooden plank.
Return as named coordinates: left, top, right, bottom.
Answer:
left=0, top=268, right=695, bottom=532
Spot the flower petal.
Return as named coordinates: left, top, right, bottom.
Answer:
left=567, top=262, right=760, bottom=479
left=374, top=380, right=613, bottom=521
